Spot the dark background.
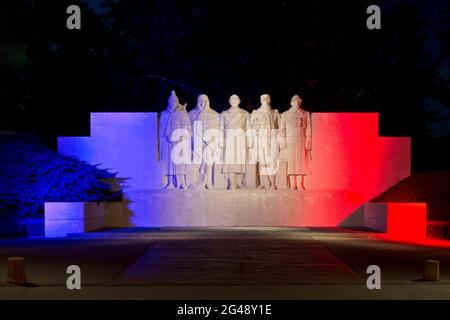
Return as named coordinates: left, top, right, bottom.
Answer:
left=1, top=0, right=449, bottom=171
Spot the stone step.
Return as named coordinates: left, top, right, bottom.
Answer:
left=66, top=226, right=375, bottom=240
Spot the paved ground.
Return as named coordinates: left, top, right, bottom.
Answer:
left=115, top=238, right=359, bottom=285
left=1, top=228, right=450, bottom=299
left=0, top=239, right=150, bottom=286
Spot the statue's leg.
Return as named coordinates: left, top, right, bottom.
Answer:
left=177, top=174, right=187, bottom=189
left=205, top=165, right=213, bottom=189
left=230, top=173, right=238, bottom=190
left=225, top=174, right=229, bottom=190
left=257, top=163, right=265, bottom=189
left=260, top=175, right=270, bottom=190
left=258, top=174, right=266, bottom=189
left=237, top=173, right=245, bottom=189
left=190, top=173, right=205, bottom=189
left=164, top=175, right=175, bottom=189
left=259, top=175, right=266, bottom=189
left=297, top=175, right=306, bottom=190
left=269, top=175, right=277, bottom=190
left=289, top=175, right=297, bottom=190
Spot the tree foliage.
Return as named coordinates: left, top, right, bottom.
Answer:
left=0, top=134, right=118, bottom=218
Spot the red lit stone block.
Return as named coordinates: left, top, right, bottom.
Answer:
left=386, top=203, right=427, bottom=241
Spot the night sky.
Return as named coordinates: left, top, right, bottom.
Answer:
left=400, top=0, right=450, bottom=138
left=68, top=0, right=450, bottom=137
left=82, top=0, right=450, bottom=141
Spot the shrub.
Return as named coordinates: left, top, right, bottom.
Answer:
left=0, top=133, right=119, bottom=220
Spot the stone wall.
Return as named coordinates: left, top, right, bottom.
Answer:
left=53, top=112, right=411, bottom=229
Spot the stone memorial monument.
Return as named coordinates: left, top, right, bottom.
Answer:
left=51, top=89, right=412, bottom=236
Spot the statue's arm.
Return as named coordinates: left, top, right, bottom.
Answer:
left=250, top=111, right=259, bottom=133
left=218, top=113, right=225, bottom=149
left=275, top=110, right=281, bottom=126
left=305, top=112, right=312, bottom=151
left=182, top=112, right=192, bottom=143
left=246, top=112, right=254, bottom=148
left=184, top=112, right=192, bottom=136
left=279, top=113, right=287, bottom=149
left=159, top=113, right=170, bottom=142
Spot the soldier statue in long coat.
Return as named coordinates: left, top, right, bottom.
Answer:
left=279, top=95, right=312, bottom=190
left=251, top=94, right=281, bottom=190
left=220, top=94, right=252, bottom=190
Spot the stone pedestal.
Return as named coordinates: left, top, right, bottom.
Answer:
left=45, top=202, right=104, bottom=237
left=103, top=189, right=361, bottom=228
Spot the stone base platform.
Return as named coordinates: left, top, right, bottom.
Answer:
left=104, top=189, right=364, bottom=228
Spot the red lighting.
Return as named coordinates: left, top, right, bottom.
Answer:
left=372, top=202, right=450, bottom=247
left=385, top=203, right=427, bottom=241
left=306, top=113, right=411, bottom=226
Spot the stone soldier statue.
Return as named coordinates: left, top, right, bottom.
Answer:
left=220, top=94, right=252, bottom=190
left=159, top=91, right=192, bottom=189
left=279, top=95, right=312, bottom=190
left=188, top=94, right=220, bottom=189
left=251, top=94, right=281, bottom=190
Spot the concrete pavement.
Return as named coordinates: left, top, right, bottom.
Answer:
left=1, top=228, right=450, bottom=299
